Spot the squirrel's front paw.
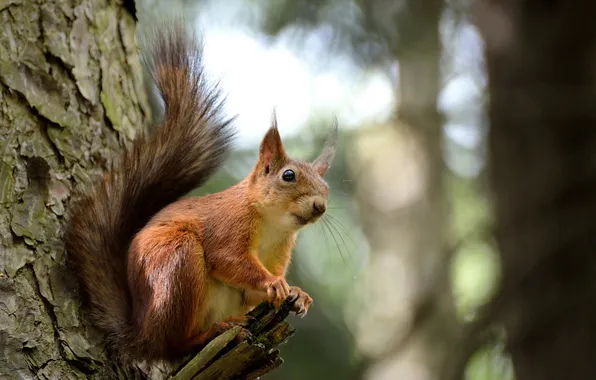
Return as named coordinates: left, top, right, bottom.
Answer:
left=265, top=276, right=290, bottom=307
left=289, top=286, right=313, bottom=317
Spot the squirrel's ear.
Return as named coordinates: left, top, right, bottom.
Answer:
left=258, top=112, right=287, bottom=174
left=313, top=118, right=339, bottom=177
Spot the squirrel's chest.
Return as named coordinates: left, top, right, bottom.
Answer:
left=255, top=227, right=296, bottom=273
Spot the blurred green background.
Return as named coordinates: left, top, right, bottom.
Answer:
left=136, top=0, right=510, bottom=379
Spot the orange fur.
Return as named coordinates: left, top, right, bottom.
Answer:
left=126, top=120, right=336, bottom=358
left=66, top=19, right=338, bottom=362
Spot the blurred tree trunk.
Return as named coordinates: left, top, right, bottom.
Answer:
left=0, top=1, right=153, bottom=378
left=477, top=1, right=596, bottom=379
left=350, top=1, right=460, bottom=379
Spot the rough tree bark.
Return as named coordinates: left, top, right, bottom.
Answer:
left=0, top=1, right=295, bottom=379
left=476, top=1, right=596, bottom=379
left=1, top=0, right=150, bottom=377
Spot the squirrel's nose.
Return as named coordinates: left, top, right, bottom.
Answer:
left=312, top=200, right=327, bottom=217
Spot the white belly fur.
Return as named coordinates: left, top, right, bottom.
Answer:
left=204, top=280, right=245, bottom=326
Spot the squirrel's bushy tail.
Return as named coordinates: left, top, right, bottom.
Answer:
left=65, top=20, right=234, bottom=359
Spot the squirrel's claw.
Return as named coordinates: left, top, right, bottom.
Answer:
left=288, top=292, right=300, bottom=303
left=296, top=305, right=307, bottom=318
left=288, top=286, right=312, bottom=317
left=233, top=327, right=253, bottom=345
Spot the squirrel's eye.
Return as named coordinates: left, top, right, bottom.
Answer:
left=282, top=169, right=295, bottom=182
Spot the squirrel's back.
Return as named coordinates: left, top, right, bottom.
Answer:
left=65, top=19, right=235, bottom=360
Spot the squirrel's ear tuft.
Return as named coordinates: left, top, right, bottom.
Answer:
left=258, top=111, right=287, bottom=173
left=313, top=117, right=339, bottom=177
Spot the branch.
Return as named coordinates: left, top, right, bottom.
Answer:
left=167, top=299, right=297, bottom=380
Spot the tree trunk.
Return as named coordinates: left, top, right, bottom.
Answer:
left=0, top=1, right=151, bottom=378
left=476, top=1, right=596, bottom=379
left=348, top=1, right=460, bottom=379
left=1, top=2, right=303, bottom=379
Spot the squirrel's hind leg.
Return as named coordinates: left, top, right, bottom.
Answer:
left=128, top=221, right=211, bottom=359
left=184, top=319, right=253, bottom=353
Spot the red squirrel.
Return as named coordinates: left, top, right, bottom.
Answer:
left=65, top=21, right=338, bottom=361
